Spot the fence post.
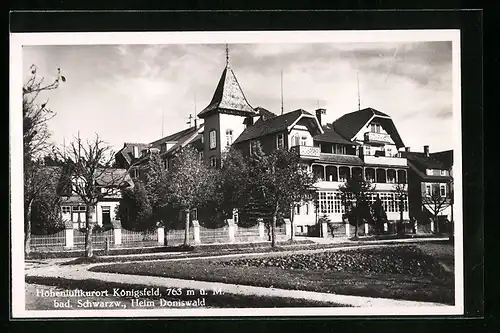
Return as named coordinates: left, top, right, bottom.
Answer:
left=364, top=223, right=369, bottom=235
left=258, top=218, right=265, bottom=240
left=192, top=220, right=201, bottom=244
left=157, top=226, right=165, bottom=246
left=384, top=222, right=388, bottom=233
left=430, top=220, right=435, bottom=233
left=111, top=220, right=122, bottom=245
left=321, top=221, right=328, bottom=238
left=227, top=219, right=236, bottom=243
left=345, top=222, right=350, bottom=237
left=284, top=218, right=292, bottom=238
left=64, top=227, right=74, bottom=249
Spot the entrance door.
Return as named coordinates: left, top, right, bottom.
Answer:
left=102, top=206, right=111, bottom=229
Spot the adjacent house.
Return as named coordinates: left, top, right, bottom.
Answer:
left=58, top=168, right=134, bottom=229
left=402, top=146, right=454, bottom=233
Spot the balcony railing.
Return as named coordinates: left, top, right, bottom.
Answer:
left=290, top=145, right=321, bottom=160
left=363, top=154, right=407, bottom=166
left=364, top=132, right=393, bottom=144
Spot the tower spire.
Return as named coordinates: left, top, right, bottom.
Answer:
left=225, top=44, right=229, bottom=67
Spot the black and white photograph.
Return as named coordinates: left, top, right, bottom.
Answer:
left=10, top=30, right=463, bottom=317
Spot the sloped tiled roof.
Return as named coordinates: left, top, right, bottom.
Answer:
left=198, top=66, right=257, bottom=118
left=233, top=109, right=310, bottom=144
left=95, top=168, right=134, bottom=187
left=254, top=106, right=277, bottom=121
left=406, top=162, right=452, bottom=182
left=332, top=107, right=404, bottom=148
left=431, top=150, right=453, bottom=168
left=401, top=151, right=447, bottom=170
left=318, top=153, right=364, bottom=165
left=116, top=142, right=150, bottom=166
left=149, top=126, right=199, bottom=148
left=314, top=127, right=356, bottom=145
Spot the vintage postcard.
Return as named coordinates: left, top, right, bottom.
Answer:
left=10, top=30, right=463, bottom=318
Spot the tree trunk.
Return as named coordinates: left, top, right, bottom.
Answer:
left=290, top=205, right=295, bottom=242
left=271, top=208, right=277, bottom=248
left=85, top=205, right=94, bottom=258
left=399, top=200, right=404, bottom=235
left=184, top=208, right=190, bottom=246
left=354, top=218, right=358, bottom=239
left=24, top=200, right=33, bottom=256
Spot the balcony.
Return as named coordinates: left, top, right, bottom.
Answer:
left=364, top=132, right=392, bottom=145
left=363, top=154, right=407, bottom=166
left=290, top=145, right=321, bottom=160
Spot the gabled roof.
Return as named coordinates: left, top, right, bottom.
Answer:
left=233, top=109, right=316, bottom=144
left=314, top=127, right=357, bottom=145
left=332, top=107, right=404, bottom=148
left=198, top=66, right=257, bottom=118
left=401, top=151, right=447, bottom=170
left=406, top=161, right=452, bottom=182
left=115, top=142, right=150, bottom=166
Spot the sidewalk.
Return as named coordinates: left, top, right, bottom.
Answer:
left=25, top=239, right=451, bottom=308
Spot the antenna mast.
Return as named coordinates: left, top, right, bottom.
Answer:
left=357, top=72, right=361, bottom=111
left=280, top=70, right=284, bottom=115
left=225, top=44, right=229, bottom=67
left=161, top=110, right=164, bottom=137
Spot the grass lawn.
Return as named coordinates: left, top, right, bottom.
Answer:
left=91, top=243, right=455, bottom=305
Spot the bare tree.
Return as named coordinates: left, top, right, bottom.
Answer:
left=421, top=182, right=452, bottom=234
left=58, top=134, right=132, bottom=258
left=339, top=177, right=375, bottom=239
left=23, top=65, right=65, bottom=255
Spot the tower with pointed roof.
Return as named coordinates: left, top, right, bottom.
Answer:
left=198, top=45, right=257, bottom=167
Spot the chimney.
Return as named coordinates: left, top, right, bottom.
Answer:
left=245, top=116, right=254, bottom=128
left=423, top=145, right=429, bottom=157
left=315, top=108, right=326, bottom=127
left=133, top=146, right=139, bottom=158
left=405, top=147, right=410, bottom=152
left=194, top=118, right=198, bottom=128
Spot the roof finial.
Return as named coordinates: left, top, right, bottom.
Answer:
left=280, top=70, right=284, bottom=115
left=225, top=44, right=230, bottom=67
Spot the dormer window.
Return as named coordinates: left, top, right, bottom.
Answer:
left=226, top=129, right=233, bottom=147
left=209, top=130, right=217, bottom=150
left=210, top=156, right=217, bottom=168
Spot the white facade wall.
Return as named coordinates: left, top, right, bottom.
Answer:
left=288, top=126, right=314, bottom=148
left=219, top=114, right=248, bottom=153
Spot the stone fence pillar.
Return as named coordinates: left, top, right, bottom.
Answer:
left=157, top=226, right=165, bottom=246
left=430, top=220, right=435, bottom=233
left=192, top=220, right=201, bottom=244
left=321, top=221, right=328, bottom=238
left=364, top=223, right=369, bottom=235
left=258, top=218, right=265, bottom=240
left=284, top=219, right=291, bottom=238
left=112, top=220, right=122, bottom=245
left=64, top=221, right=74, bottom=249
left=227, top=219, right=236, bottom=243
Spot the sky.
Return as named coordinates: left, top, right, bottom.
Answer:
left=22, top=40, right=454, bottom=154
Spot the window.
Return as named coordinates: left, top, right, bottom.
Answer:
left=295, top=205, right=300, bottom=215
left=249, top=140, right=258, bottom=155
left=191, top=208, right=198, bottom=221
left=318, top=192, right=344, bottom=214
left=440, top=170, right=446, bottom=176
left=200, top=135, right=204, bottom=144
left=62, top=206, right=71, bottom=214
left=334, top=144, right=346, bottom=155
left=198, top=151, right=204, bottom=161
left=162, top=159, right=168, bottom=170
left=209, top=130, right=217, bottom=149
left=440, top=184, right=447, bottom=197
left=300, top=136, right=308, bottom=146
left=276, top=133, right=284, bottom=149
left=305, top=203, right=309, bottom=215
left=425, top=184, right=432, bottom=196
left=225, top=129, right=233, bottom=147
left=210, top=156, right=217, bottom=168
left=370, top=123, right=381, bottom=133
